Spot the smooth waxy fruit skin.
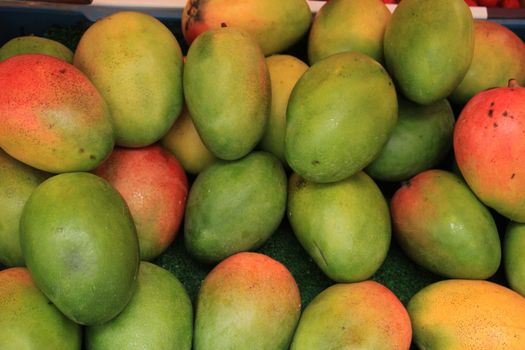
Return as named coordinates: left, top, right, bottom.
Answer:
left=390, top=170, right=501, bottom=279
left=86, top=262, right=193, bottom=350
left=0, top=149, right=49, bottom=267
left=184, top=152, right=287, bottom=263
left=74, top=11, right=184, bottom=147
left=183, top=27, right=270, bottom=160
left=383, top=0, right=474, bottom=105
left=408, top=279, right=525, bottom=349
left=0, top=35, right=73, bottom=62
left=454, top=85, right=525, bottom=222
left=308, top=0, right=391, bottom=65
left=285, top=51, right=397, bottom=183
left=20, top=172, right=139, bottom=326
left=0, top=54, right=115, bottom=173
left=287, top=171, right=391, bottom=282
left=0, top=267, right=82, bottom=350
left=290, top=281, right=412, bottom=350
left=504, top=222, right=525, bottom=296
left=193, top=252, right=301, bottom=350
left=181, top=0, right=312, bottom=55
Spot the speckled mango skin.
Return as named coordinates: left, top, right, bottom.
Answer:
left=408, top=279, right=525, bottom=350
left=193, top=252, right=301, bottom=350
left=290, top=281, right=412, bottom=350
left=0, top=54, right=114, bottom=173
left=454, top=86, right=525, bottom=222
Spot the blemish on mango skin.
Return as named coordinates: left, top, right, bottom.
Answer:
left=488, top=109, right=494, bottom=118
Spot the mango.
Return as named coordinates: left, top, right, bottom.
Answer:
left=285, top=51, right=397, bottom=183
left=308, top=0, right=391, bottom=65
left=93, top=145, right=188, bottom=261
left=183, top=27, right=270, bottom=160
left=454, top=84, right=525, bottom=222
left=0, top=149, right=49, bottom=267
left=0, top=54, right=114, bottom=173
left=0, top=267, right=81, bottom=350
left=0, top=35, right=73, bottom=62
left=383, top=0, right=474, bottom=105
left=259, top=54, right=308, bottom=164
left=290, top=281, right=412, bottom=350
left=408, top=279, right=525, bottom=349
left=390, top=169, right=501, bottom=279
left=161, top=105, right=217, bottom=175
left=184, top=152, right=287, bottom=263
left=504, top=222, right=525, bottom=296
left=181, top=0, right=312, bottom=55
left=20, top=172, right=139, bottom=325
left=365, top=96, right=455, bottom=182
left=193, top=252, right=301, bottom=350
left=287, top=171, right=391, bottom=282
left=74, top=11, right=184, bottom=147
left=86, top=261, right=193, bottom=350
left=450, top=20, right=525, bottom=106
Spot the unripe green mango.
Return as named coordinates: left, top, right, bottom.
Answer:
left=504, top=222, right=525, bottom=297
left=74, top=11, right=184, bottom=147
left=383, top=0, right=474, bottom=105
left=0, top=35, right=73, bottom=62
left=287, top=171, right=391, bottom=282
left=285, top=52, right=397, bottom=183
left=308, top=0, right=391, bottom=65
left=184, top=152, right=287, bottom=263
left=184, top=27, right=271, bottom=160
left=390, top=169, right=501, bottom=279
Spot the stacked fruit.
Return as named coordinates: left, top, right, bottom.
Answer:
left=1, top=0, right=525, bottom=348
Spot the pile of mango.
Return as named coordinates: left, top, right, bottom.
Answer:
left=1, top=0, right=525, bottom=348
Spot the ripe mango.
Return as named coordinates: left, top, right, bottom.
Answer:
left=383, top=0, right=474, bottom=105
left=504, top=222, right=525, bottom=296
left=193, top=252, right=301, bottom=350
left=0, top=54, right=114, bottom=173
left=181, top=0, right=312, bottom=55
left=308, top=0, right=391, bottom=65
left=285, top=52, right=397, bottom=183
left=390, top=170, right=501, bottom=279
left=287, top=171, right=391, bottom=282
left=290, top=281, right=411, bottom=350
left=20, top=172, right=139, bottom=325
left=408, top=279, right=525, bottom=349
left=0, top=35, right=73, bottom=62
left=74, top=11, right=184, bottom=147
left=183, top=27, right=270, bottom=160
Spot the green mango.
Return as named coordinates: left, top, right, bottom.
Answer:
left=504, top=222, right=525, bottom=297
left=184, top=152, right=287, bottom=263
left=0, top=35, right=73, bottom=62
left=383, top=0, right=474, bottom=105
left=287, top=171, right=391, bottom=282
left=183, top=27, right=270, bottom=160
left=285, top=51, right=397, bottom=183
left=390, top=169, right=501, bottom=279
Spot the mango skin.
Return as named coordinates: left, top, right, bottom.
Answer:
left=0, top=35, right=73, bottom=62
left=181, top=0, right=312, bottom=55
left=383, top=0, right=474, bottom=105
left=194, top=252, right=301, bottom=350
left=74, top=11, right=184, bottom=147
left=0, top=54, right=115, bottom=173
left=183, top=27, right=270, bottom=160
left=408, top=279, right=525, bottom=349
left=184, top=152, right=287, bottom=263
left=285, top=51, right=397, bottom=183
left=504, top=222, right=525, bottom=296
left=287, top=171, right=391, bottom=282
left=0, top=149, right=49, bottom=267
left=0, top=267, right=82, bottom=350
left=366, top=96, right=455, bottom=182
left=259, top=54, right=308, bottom=164
left=86, top=262, right=193, bottom=350
left=308, top=0, right=391, bottom=65
left=20, top=172, right=139, bottom=326
left=390, top=169, right=501, bottom=279
left=290, top=281, right=412, bottom=350
left=454, top=86, right=525, bottom=222
left=450, top=20, right=525, bottom=106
